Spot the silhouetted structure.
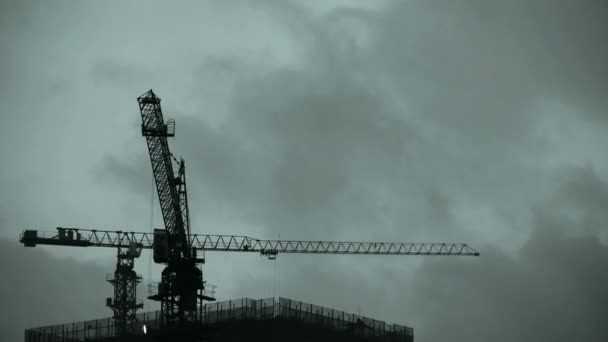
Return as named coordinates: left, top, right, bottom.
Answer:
left=20, top=90, right=479, bottom=339
left=24, top=297, right=414, bottom=342
left=105, top=243, right=144, bottom=335
left=21, top=227, right=477, bottom=336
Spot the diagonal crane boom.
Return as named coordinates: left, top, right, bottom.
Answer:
left=138, top=90, right=190, bottom=261
left=138, top=90, right=201, bottom=326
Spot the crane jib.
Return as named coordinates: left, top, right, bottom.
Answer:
left=20, top=228, right=480, bottom=257
left=137, top=90, right=191, bottom=261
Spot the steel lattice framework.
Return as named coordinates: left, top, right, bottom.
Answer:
left=21, top=226, right=478, bottom=332
left=138, top=90, right=190, bottom=259
left=106, top=246, right=143, bottom=335
left=138, top=90, right=202, bottom=326
left=192, top=235, right=479, bottom=257
left=20, top=228, right=480, bottom=257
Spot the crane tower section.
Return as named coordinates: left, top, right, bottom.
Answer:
left=137, top=90, right=191, bottom=261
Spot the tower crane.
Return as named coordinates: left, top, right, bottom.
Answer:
left=21, top=228, right=479, bottom=257
left=20, top=90, right=479, bottom=335
left=20, top=227, right=478, bottom=333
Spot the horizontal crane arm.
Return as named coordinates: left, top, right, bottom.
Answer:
left=190, top=235, right=480, bottom=256
left=20, top=228, right=480, bottom=257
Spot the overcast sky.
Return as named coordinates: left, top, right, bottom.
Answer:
left=1, top=0, right=607, bottom=341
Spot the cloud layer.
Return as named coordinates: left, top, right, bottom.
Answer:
left=1, top=1, right=607, bottom=341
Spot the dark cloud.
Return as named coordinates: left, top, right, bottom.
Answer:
left=376, top=0, right=608, bottom=126
left=230, top=166, right=608, bottom=342
left=542, top=166, right=608, bottom=237
left=0, top=239, right=113, bottom=342
left=196, top=2, right=608, bottom=341
left=99, top=1, right=475, bottom=242
left=94, top=154, right=152, bottom=196
left=98, top=0, right=608, bottom=246
left=410, top=223, right=608, bottom=342
left=98, top=3, right=580, bottom=244
left=408, top=169, right=608, bottom=342
left=186, top=65, right=421, bottom=239
left=90, top=61, right=155, bottom=87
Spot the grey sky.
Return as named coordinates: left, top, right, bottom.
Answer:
left=1, top=0, right=607, bottom=341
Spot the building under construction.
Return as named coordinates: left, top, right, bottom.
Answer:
left=24, top=297, right=414, bottom=342
left=20, top=90, right=479, bottom=341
